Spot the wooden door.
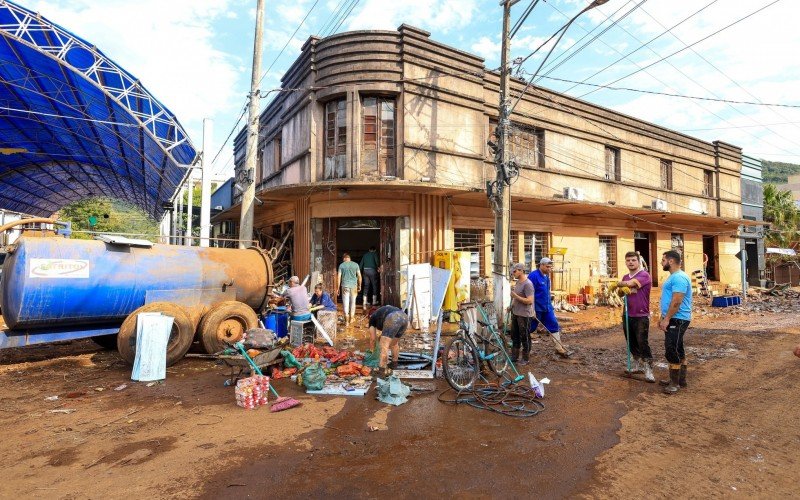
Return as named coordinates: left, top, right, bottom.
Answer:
left=321, top=219, right=338, bottom=302
left=380, top=218, right=398, bottom=306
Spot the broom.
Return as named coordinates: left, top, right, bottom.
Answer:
left=234, top=342, right=301, bottom=412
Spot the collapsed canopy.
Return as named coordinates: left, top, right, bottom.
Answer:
left=0, top=0, right=196, bottom=218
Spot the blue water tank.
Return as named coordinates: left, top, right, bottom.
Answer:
left=1, top=238, right=272, bottom=330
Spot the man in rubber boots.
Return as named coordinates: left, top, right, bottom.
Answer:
left=360, top=246, right=380, bottom=312
left=618, top=251, right=655, bottom=382
left=658, top=250, right=693, bottom=394
left=367, top=305, right=408, bottom=377
left=528, top=258, right=570, bottom=357
left=509, top=263, right=534, bottom=365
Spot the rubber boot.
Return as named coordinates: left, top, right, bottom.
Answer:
left=363, top=297, right=369, bottom=313
left=644, top=360, right=655, bottom=383
left=662, top=368, right=681, bottom=394
left=511, top=348, right=520, bottom=363
left=519, top=350, right=529, bottom=366
left=679, top=364, right=688, bottom=388
left=632, top=358, right=644, bottom=374
left=373, top=295, right=378, bottom=307
left=552, top=332, right=571, bottom=358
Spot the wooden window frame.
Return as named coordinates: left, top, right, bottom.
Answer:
left=660, top=159, right=673, bottom=190
left=605, top=146, right=621, bottom=181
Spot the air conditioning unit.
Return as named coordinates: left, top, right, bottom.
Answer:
left=563, top=187, right=586, bottom=201
left=651, top=199, right=669, bottom=211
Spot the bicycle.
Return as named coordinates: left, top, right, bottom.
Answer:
left=442, top=301, right=524, bottom=391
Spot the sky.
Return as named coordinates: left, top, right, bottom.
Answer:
left=19, top=0, right=800, bottom=179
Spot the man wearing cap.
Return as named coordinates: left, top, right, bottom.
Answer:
left=528, top=258, right=570, bottom=357
left=509, top=263, right=534, bottom=365
left=277, top=276, right=312, bottom=321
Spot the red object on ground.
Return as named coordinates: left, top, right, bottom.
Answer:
left=793, top=344, right=800, bottom=358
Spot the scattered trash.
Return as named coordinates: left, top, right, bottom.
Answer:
left=45, top=395, right=59, bottom=401
left=131, top=312, right=173, bottom=382
left=302, top=363, right=326, bottom=391
left=528, top=372, right=545, bottom=398
left=145, top=381, right=158, bottom=387
left=113, top=384, right=127, bottom=391
left=49, top=409, right=76, bottom=414
left=94, top=387, right=104, bottom=392
left=376, top=375, right=411, bottom=406
left=368, top=425, right=381, bottom=432
left=65, top=391, right=86, bottom=398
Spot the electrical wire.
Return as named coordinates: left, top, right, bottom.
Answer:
left=438, top=382, right=545, bottom=418
left=576, top=0, right=782, bottom=99
left=535, top=77, right=800, bottom=108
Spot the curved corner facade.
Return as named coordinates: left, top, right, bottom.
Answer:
left=214, top=24, right=755, bottom=304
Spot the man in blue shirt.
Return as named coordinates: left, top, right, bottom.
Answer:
left=658, top=250, right=693, bottom=394
left=310, top=284, right=337, bottom=312
left=527, top=258, right=570, bottom=358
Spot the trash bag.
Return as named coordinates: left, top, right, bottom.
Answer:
left=243, top=328, right=277, bottom=349
left=376, top=374, right=411, bottom=406
left=303, top=362, right=326, bottom=391
left=281, top=350, right=302, bottom=369
left=363, top=341, right=380, bottom=368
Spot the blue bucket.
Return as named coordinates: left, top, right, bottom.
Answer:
left=264, top=308, right=289, bottom=338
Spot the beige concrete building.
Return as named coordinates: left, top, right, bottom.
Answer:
left=214, top=24, right=748, bottom=305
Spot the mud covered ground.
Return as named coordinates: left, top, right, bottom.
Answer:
left=0, top=298, right=798, bottom=499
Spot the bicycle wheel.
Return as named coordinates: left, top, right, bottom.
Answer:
left=484, top=338, right=510, bottom=377
left=442, top=334, right=479, bottom=392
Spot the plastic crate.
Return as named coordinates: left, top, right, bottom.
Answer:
left=711, top=295, right=741, bottom=308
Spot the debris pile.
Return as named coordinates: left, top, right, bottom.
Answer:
left=696, top=287, right=800, bottom=317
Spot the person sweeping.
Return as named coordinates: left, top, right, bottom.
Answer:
left=617, top=251, right=655, bottom=383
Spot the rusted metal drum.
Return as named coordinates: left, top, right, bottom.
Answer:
left=1, top=237, right=272, bottom=330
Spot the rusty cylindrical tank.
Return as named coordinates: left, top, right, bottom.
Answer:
left=1, top=237, right=273, bottom=330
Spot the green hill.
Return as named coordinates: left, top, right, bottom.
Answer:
left=762, top=160, right=800, bottom=184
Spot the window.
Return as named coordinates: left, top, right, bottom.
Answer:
left=362, top=97, right=396, bottom=176
left=605, top=146, right=621, bottom=181
left=509, top=232, right=518, bottom=265
left=324, top=99, right=347, bottom=179
left=703, top=170, right=714, bottom=197
left=598, top=236, right=618, bottom=277
left=454, top=229, right=483, bottom=278
left=260, top=136, right=281, bottom=182
left=524, top=232, right=550, bottom=271
left=660, top=159, right=673, bottom=190
left=509, top=124, right=545, bottom=169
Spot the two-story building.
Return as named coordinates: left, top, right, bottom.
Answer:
left=213, top=24, right=750, bottom=305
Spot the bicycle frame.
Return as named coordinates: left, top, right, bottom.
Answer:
left=474, top=303, right=524, bottom=383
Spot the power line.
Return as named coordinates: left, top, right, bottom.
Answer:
left=329, top=0, right=360, bottom=36
left=679, top=121, right=800, bottom=132
left=509, top=0, right=540, bottom=39
left=577, top=0, right=782, bottom=99
left=537, top=76, right=800, bottom=108
left=523, top=0, right=800, bottom=158
left=535, top=0, right=649, bottom=81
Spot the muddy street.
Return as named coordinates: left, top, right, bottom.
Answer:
left=1, top=307, right=798, bottom=499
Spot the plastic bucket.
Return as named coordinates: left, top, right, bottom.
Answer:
left=264, top=309, right=289, bottom=338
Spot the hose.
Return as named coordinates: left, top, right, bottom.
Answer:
left=438, top=382, right=545, bottom=418
left=0, top=217, right=64, bottom=234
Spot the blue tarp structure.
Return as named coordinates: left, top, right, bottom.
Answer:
left=0, top=1, right=197, bottom=218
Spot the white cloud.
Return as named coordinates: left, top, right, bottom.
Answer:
left=28, top=0, right=243, bottom=164
left=471, top=36, right=501, bottom=62
left=345, top=0, right=479, bottom=34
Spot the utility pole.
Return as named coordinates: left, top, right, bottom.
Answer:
left=199, top=118, right=213, bottom=247
left=238, top=0, right=265, bottom=249
left=185, top=171, right=193, bottom=246
left=492, top=0, right=515, bottom=319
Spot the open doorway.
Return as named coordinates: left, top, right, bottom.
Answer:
left=634, top=231, right=657, bottom=286
left=702, top=235, right=718, bottom=281
left=745, top=239, right=759, bottom=286
left=336, top=219, right=381, bottom=306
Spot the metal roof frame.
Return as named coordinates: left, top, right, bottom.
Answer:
left=0, top=0, right=197, bottom=217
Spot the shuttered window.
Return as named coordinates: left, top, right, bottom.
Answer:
left=362, top=97, right=396, bottom=176
left=325, top=99, right=347, bottom=179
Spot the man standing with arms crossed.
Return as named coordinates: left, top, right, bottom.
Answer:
left=509, top=263, right=534, bottom=365
left=336, top=253, right=362, bottom=326
left=618, top=251, right=655, bottom=382
left=658, top=250, right=693, bottom=394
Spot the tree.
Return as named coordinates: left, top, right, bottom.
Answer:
left=58, top=197, right=160, bottom=240
left=762, top=184, right=800, bottom=248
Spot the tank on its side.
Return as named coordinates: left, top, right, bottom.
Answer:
left=1, top=237, right=272, bottom=330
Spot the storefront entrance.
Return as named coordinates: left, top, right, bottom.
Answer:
left=634, top=231, right=657, bottom=286
left=318, top=218, right=398, bottom=307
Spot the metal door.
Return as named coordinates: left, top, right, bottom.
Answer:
left=380, top=218, right=398, bottom=306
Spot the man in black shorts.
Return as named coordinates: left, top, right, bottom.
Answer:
left=368, top=305, right=408, bottom=376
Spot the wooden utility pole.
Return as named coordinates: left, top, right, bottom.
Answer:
left=492, top=0, right=514, bottom=319
left=238, top=0, right=265, bottom=249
